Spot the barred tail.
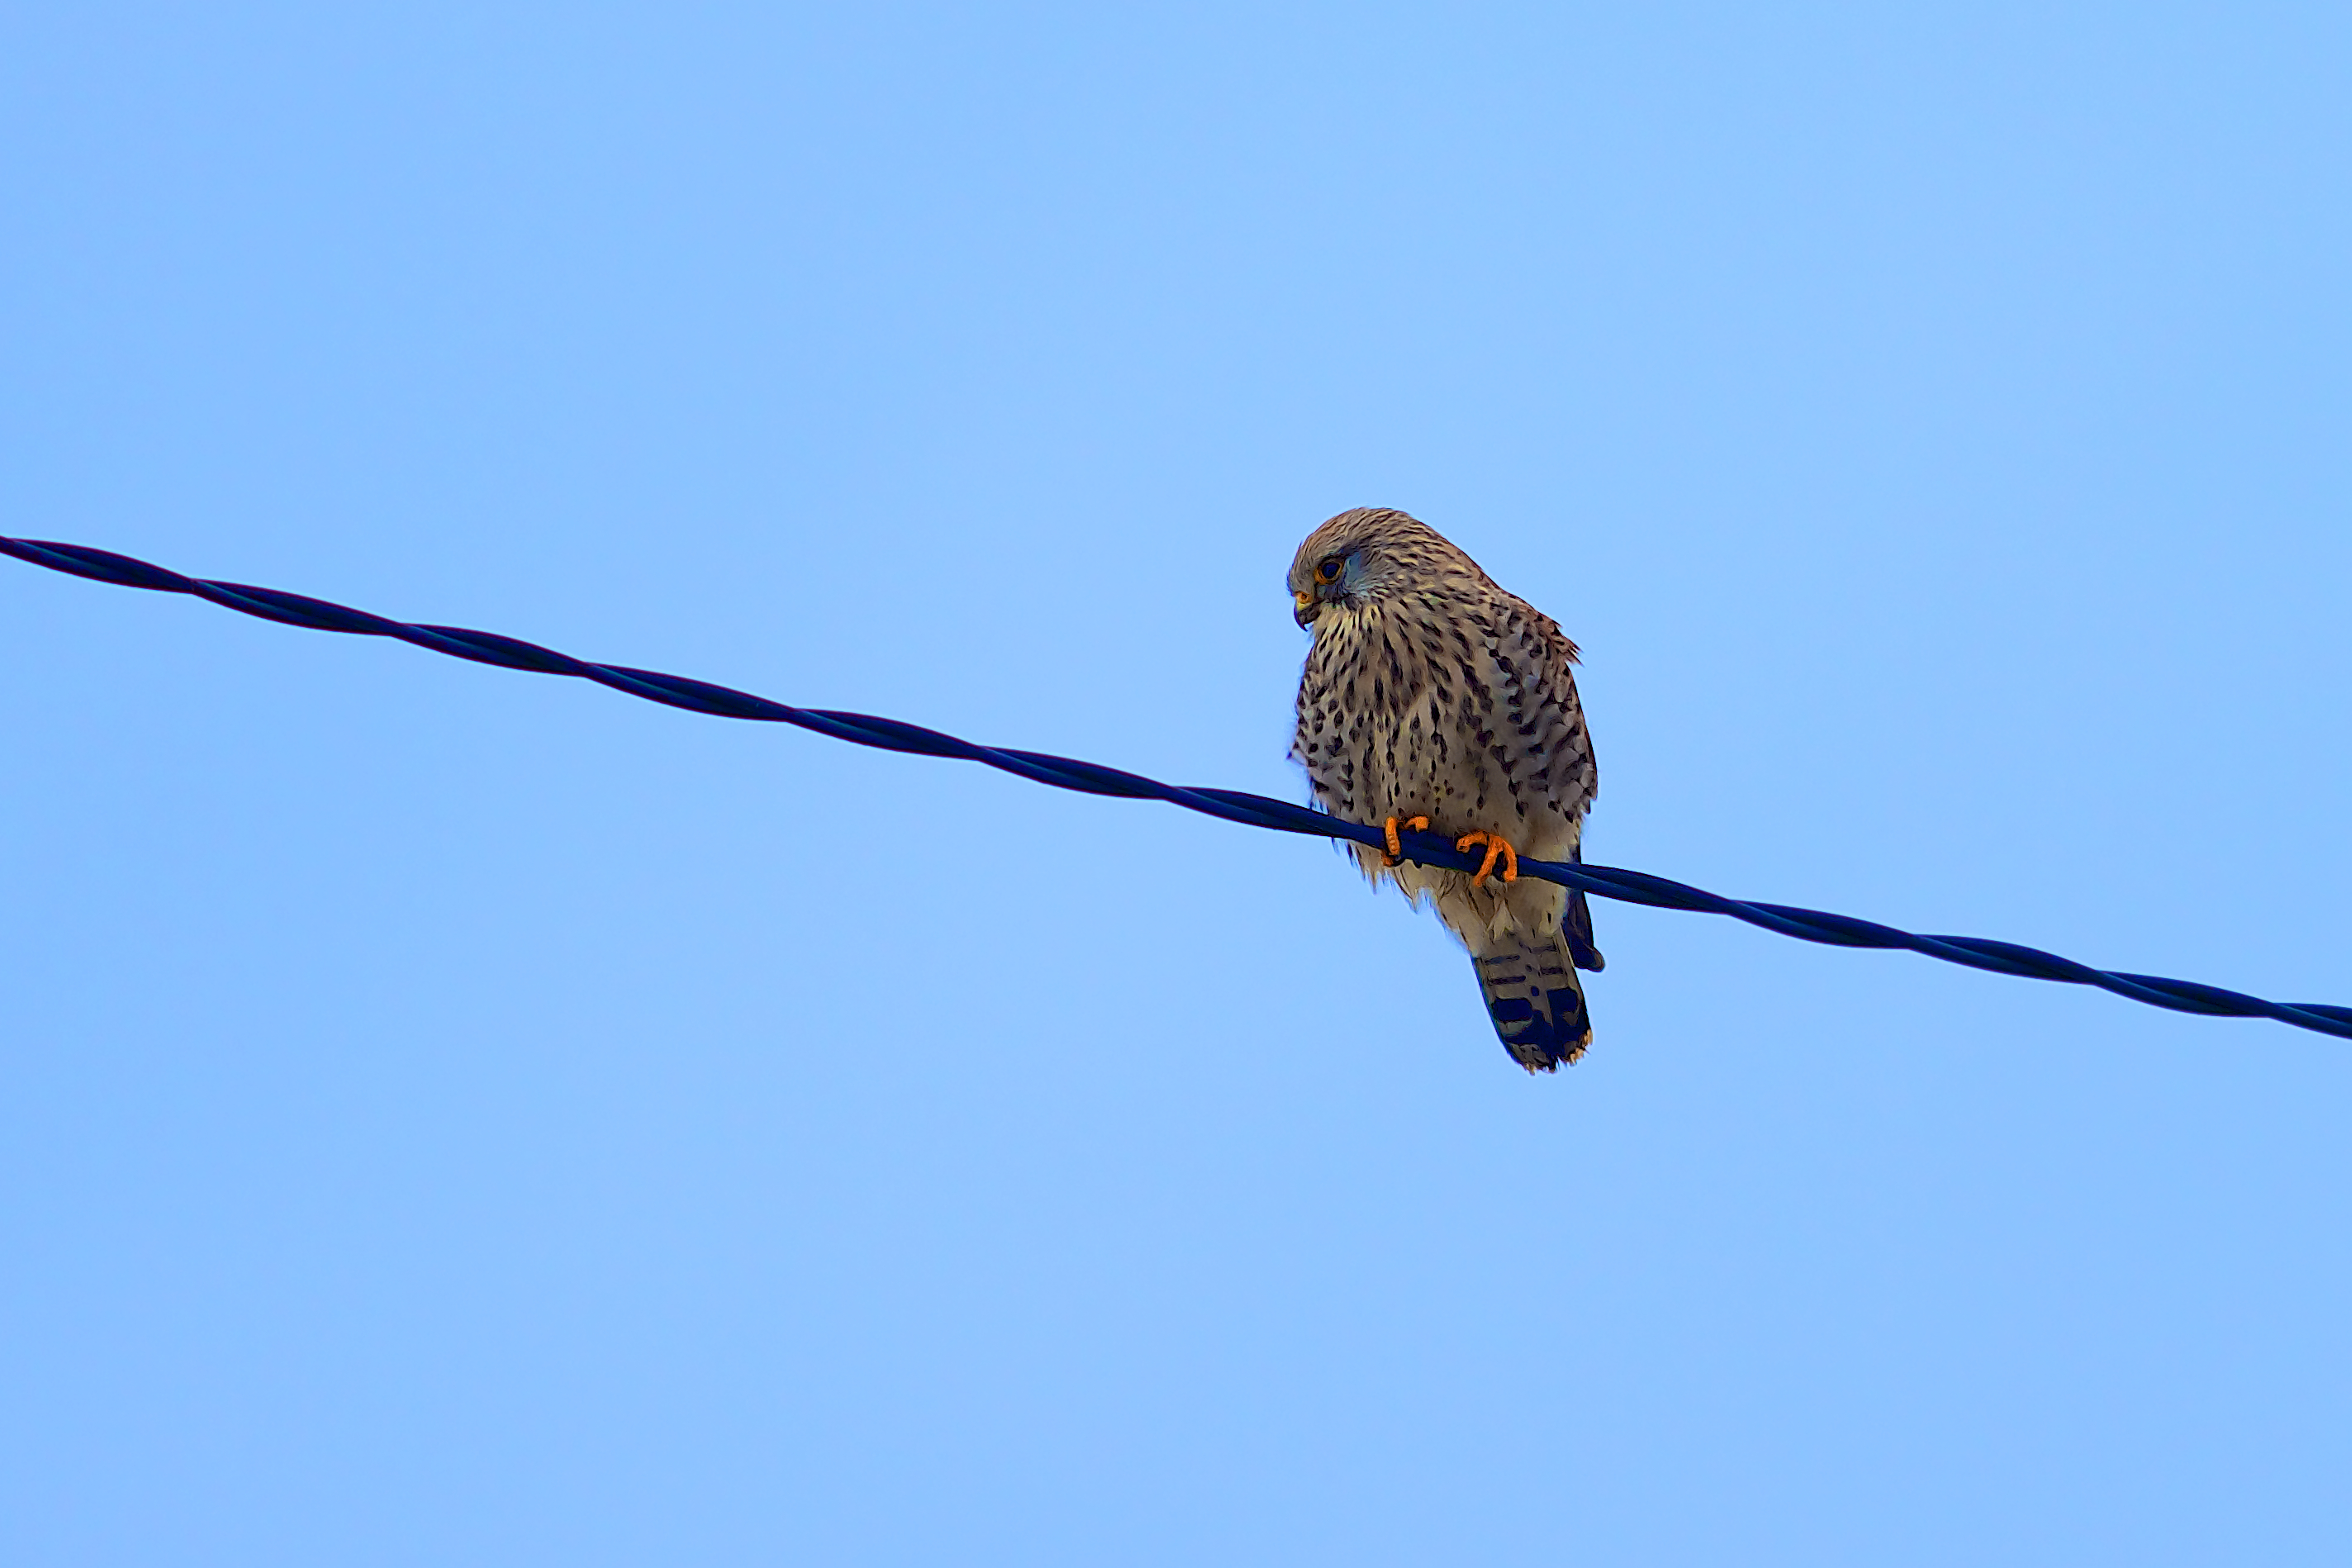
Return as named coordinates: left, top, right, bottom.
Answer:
left=1473, top=933, right=1594, bottom=1072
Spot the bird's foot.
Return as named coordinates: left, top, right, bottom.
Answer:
left=1453, top=831, right=1520, bottom=887
left=1382, top=815, right=1432, bottom=867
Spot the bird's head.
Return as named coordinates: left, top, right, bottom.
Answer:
left=1287, top=506, right=1471, bottom=630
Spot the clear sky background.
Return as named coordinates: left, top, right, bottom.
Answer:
left=3, top=4, right=2348, bottom=1564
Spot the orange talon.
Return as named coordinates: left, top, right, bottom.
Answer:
left=1382, top=814, right=1432, bottom=867
left=1453, top=831, right=1520, bottom=887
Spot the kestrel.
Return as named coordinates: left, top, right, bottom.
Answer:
left=1289, top=507, right=1604, bottom=1071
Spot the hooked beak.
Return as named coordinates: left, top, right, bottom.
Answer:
left=1293, top=589, right=1318, bottom=628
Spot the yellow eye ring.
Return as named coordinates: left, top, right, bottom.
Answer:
left=1314, top=557, right=1344, bottom=585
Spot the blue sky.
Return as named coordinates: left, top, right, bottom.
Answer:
left=3, top=4, right=2348, bottom=1563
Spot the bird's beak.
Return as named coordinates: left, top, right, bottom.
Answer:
left=1293, top=590, right=1318, bottom=628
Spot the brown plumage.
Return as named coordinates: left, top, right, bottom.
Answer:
left=1288, top=507, right=1603, bottom=1071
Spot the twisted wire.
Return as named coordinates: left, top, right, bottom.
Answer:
left=7, top=533, right=2347, bottom=1043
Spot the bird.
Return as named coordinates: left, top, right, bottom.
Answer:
left=1288, top=507, right=1604, bottom=1071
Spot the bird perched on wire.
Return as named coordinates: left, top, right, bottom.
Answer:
left=1289, top=507, right=1604, bottom=1071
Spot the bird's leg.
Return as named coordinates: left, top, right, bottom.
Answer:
left=1453, top=831, right=1520, bottom=888
left=1382, top=815, right=1432, bottom=867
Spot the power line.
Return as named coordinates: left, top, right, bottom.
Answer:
left=7, top=533, right=2345, bottom=1043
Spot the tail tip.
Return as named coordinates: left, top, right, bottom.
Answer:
left=1506, top=1026, right=1591, bottom=1073
left=1484, top=991, right=1593, bottom=1072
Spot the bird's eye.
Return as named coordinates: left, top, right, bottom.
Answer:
left=1314, top=557, right=1345, bottom=585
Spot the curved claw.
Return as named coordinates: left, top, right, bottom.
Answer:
left=1382, top=814, right=1431, bottom=867
left=1453, top=831, right=1520, bottom=887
